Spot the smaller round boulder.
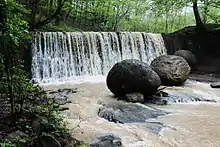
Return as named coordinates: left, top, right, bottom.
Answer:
left=150, top=55, right=191, bottom=86
left=174, top=50, right=197, bottom=69
left=106, top=59, right=161, bottom=97
left=120, top=92, right=145, bottom=103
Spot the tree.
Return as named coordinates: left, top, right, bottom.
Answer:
left=150, top=0, right=206, bottom=28
left=17, top=0, right=68, bottom=30
left=0, top=0, right=30, bottom=115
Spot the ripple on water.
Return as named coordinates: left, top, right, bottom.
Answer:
left=44, top=80, right=220, bottom=147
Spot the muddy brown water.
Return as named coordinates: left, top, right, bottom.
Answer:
left=43, top=80, right=220, bottom=147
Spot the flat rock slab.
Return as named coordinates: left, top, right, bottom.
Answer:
left=98, top=102, right=168, bottom=124
left=87, top=134, right=122, bottom=147
left=46, top=88, right=78, bottom=105
left=147, top=91, right=217, bottom=105
left=47, top=88, right=78, bottom=95
left=210, top=83, right=220, bottom=88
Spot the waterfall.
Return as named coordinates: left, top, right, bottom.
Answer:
left=31, top=32, right=167, bottom=84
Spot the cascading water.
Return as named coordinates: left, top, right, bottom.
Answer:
left=31, top=32, right=167, bottom=84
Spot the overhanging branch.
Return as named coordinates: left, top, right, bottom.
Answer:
left=34, top=0, right=65, bottom=29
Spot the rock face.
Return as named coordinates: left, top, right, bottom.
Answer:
left=88, top=134, right=122, bottom=147
left=151, top=55, right=191, bottom=86
left=46, top=88, right=77, bottom=105
left=106, top=59, right=161, bottom=97
left=97, top=101, right=169, bottom=134
left=174, top=50, right=197, bottom=69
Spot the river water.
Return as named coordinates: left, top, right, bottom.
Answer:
left=43, top=79, right=220, bottom=147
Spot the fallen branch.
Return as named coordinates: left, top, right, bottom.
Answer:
left=70, top=116, right=92, bottom=131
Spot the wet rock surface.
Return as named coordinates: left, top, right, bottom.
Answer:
left=139, top=121, right=176, bottom=134
left=46, top=88, right=77, bottom=105
left=106, top=59, right=161, bottom=97
left=87, top=134, right=122, bottom=147
left=174, top=50, right=197, bottom=69
left=147, top=91, right=217, bottom=105
left=210, top=82, right=220, bottom=88
left=118, top=92, right=145, bottom=103
left=114, top=90, right=217, bottom=105
left=98, top=102, right=168, bottom=124
left=97, top=88, right=217, bottom=134
left=151, top=55, right=191, bottom=86
left=97, top=101, right=170, bottom=135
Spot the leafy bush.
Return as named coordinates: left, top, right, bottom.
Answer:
left=0, top=141, right=16, bottom=147
left=30, top=100, right=68, bottom=136
left=0, top=1, right=70, bottom=146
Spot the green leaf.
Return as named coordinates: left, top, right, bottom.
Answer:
left=80, top=144, right=87, bottom=147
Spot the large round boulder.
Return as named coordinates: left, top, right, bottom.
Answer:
left=106, top=59, right=161, bottom=97
left=174, top=50, right=197, bottom=69
left=150, top=55, right=191, bottom=86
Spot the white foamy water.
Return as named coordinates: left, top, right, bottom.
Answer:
left=31, top=32, right=166, bottom=84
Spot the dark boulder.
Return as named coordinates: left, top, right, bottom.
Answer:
left=151, top=55, right=191, bottom=86
left=106, top=59, right=161, bottom=97
left=88, top=134, right=122, bottom=147
left=174, top=50, right=197, bottom=69
left=210, top=82, right=220, bottom=88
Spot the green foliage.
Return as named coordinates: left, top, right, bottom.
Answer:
left=0, top=0, right=30, bottom=45
left=30, top=100, right=68, bottom=136
left=0, top=1, right=68, bottom=145
left=0, top=136, right=29, bottom=147
left=0, top=0, right=31, bottom=115
left=80, top=144, right=87, bottom=147
left=10, top=0, right=219, bottom=33
left=0, top=141, right=16, bottom=147
left=41, top=23, right=83, bottom=32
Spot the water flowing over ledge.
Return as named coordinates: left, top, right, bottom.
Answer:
left=31, top=32, right=167, bottom=84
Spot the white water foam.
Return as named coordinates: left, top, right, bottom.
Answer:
left=38, top=75, right=106, bottom=86
left=31, top=32, right=166, bottom=84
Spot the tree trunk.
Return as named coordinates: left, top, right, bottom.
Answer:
left=30, top=0, right=64, bottom=30
left=29, top=0, right=40, bottom=31
left=193, top=0, right=202, bottom=27
left=165, top=12, right=168, bottom=33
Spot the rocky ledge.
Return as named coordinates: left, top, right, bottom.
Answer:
left=116, top=90, right=216, bottom=105
left=97, top=100, right=169, bottom=135
left=86, top=134, right=122, bottom=147
left=46, top=88, right=78, bottom=111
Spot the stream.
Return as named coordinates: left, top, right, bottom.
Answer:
left=43, top=79, right=220, bottom=147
